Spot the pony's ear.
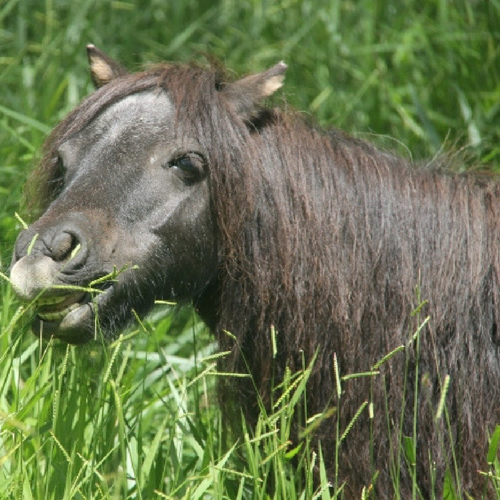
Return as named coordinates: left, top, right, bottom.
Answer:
left=222, top=62, right=287, bottom=120
left=86, top=44, right=128, bottom=88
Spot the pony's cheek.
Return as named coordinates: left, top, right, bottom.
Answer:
left=142, top=181, right=212, bottom=237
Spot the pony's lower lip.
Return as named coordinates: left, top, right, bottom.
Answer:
left=58, top=302, right=94, bottom=331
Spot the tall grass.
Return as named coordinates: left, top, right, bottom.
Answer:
left=1, top=0, right=499, bottom=498
left=0, top=301, right=335, bottom=499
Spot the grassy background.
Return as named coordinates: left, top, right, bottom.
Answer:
left=1, top=0, right=499, bottom=498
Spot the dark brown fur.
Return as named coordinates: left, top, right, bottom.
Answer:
left=26, top=64, right=500, bottom=497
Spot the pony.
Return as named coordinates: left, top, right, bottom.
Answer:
left=10, top=45, right=500, bottom=497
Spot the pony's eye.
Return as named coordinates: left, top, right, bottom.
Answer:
left=168, top=153, right=205, bottom=182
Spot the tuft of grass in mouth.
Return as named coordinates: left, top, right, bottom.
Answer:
left=35, top=292, right=85, bottom=322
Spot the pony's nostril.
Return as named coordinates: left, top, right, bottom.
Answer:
left=51, top=231, right=77, bottom=261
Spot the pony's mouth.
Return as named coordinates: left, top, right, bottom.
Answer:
left=32, top=286, right=115, bottom=344
left=36, top=292, right=87, bottom=322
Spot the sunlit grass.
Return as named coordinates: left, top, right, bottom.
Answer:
left=0, top=298, right=335, bottom=499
